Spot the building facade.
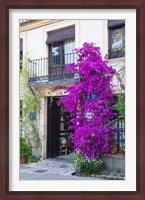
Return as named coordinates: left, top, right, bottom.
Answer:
left=20, top=19, right=125, bottom=159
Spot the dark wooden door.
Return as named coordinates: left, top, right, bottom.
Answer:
left=47, top=97, right=60, bottom=158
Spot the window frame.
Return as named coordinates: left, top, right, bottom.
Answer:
left=108, top=20, right=125, bottom=59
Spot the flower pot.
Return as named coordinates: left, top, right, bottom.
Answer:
left=109, top=145, right=118, bottom=154
left=20, top=156, right=26, bottom=164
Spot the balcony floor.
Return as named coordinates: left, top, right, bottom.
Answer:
left=28, top=76, right=80, bottom=87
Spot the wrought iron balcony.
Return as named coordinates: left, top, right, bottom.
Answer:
left=28, top=52, right=80, bottom=86
left=107, top=48, right=125, bottom=59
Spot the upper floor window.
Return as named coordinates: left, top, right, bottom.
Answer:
left=108, top=20, right=125, bottom=59
left=46, top=26, right=75, bottom=75
left=50, top=39, right=75, bottom=66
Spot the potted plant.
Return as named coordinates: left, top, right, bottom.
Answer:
left=64, top=131, right=71, bottom=143
left=20, top=137, right=31, bottom=164
left=109, top=140, right=118, bottom=154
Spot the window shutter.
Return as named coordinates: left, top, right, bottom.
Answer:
left=46, top=26, right=75, bottom=44
left=108, top=20, right=125, bottom=28
left=20, top=38, right=23, bottom=52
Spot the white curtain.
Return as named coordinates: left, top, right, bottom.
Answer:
left=63, top=39, right=75, bottom=64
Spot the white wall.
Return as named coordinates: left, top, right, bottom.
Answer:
left=26, top=27, right=44, bottom=60
left=79, top=20, right=108, bottom=58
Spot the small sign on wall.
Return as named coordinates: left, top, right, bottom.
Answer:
left=88, top=93, right=98, bottom=101
left=85, top=112, right=92, bottom=120
left=29, top=112, right=36, bottom=121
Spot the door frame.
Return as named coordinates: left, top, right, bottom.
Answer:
left=47, top=96, right=61, bottom=158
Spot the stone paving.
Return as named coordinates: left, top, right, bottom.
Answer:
left=20, top=155, right=105, bottom=180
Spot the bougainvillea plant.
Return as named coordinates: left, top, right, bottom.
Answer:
left=59, top=42, right=120, bottom=159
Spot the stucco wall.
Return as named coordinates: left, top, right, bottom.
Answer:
left=79, top=20, right=108, bottom=57
left=26, top=27, right=44, bottom=59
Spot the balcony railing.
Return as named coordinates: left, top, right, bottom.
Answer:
left=28, top=52, right=79, bottom=86
left=107, top=48, right=125, bottom=59
left=112, top=120, right=125, bottom=153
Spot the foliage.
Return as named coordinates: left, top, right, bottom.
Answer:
left=71, top=152, right=105, bottom=175
left=20, top=56, right=42, bottom=149
left=105, top=32, right=125, bottom=123
left=20, top=137, right=32, bottom=158
left=27, top=155, right=39, bottom=163
left=113, top=56, right=125, bottom=122
left=64, top=131, right=70, bottom=140
left=113, top=93, right=125, bottom=121
left=120, top=138, right=125, bottom=151
left=59, top=42, right=120, bottom=159
left=20, top=67, right=40, bottom=116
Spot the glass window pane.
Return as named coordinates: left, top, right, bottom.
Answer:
left=52, top=45, right=61, bottom=65
left=112, top=28, right=123, bottom=50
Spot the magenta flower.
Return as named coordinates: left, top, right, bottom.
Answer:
left=120, top=83, right=125, bottom=90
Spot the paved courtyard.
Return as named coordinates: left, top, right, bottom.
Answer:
left=20, top=155, right=105, bottom=180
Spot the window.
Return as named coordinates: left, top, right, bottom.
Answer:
left=108, top=20, right=125, bottom=59
left=46, top=26, right=75, bottom=77
left=20, top=38, right=23, bottom=72
left=50, top=39, right=75, bottom=65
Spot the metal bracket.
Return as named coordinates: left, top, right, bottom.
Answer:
left=29, top=86, right=35, bottom=96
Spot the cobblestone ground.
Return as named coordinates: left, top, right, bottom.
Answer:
left=20, top=155, right=105, bottom=180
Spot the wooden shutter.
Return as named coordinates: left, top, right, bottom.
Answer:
left=46, top=26, right=75, bottom=44
left=108, top=20, right=125, bottom=28
left=20, top=38, right=23, bottom=52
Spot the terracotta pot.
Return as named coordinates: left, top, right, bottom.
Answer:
left=20, top=156, right=26, bottom=164
left=109, top=145, right=118, bottom=154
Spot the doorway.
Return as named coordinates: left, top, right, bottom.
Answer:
left=47, top=97, right=73, bottom=158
